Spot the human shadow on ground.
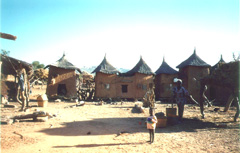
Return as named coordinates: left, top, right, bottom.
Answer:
left=38, top=116, right=237, bottom=137
left=52, top=142, right=145, bottom=148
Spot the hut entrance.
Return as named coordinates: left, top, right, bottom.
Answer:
left=122, top=85, right=128, bottom=93
left=57, top=84, right=67, bottom=96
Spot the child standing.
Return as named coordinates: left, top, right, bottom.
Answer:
left=146, top=108, right=158, bottom=144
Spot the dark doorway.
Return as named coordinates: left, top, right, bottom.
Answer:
left=122, top=85, right=128, bottom=93
left=57, top=84, right=67, bottom=96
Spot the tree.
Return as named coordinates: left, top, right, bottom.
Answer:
left=37, top=64, right=45, bottom=69
left=32, top=61, right=44, bottom=70
left=233, top=52, right=240, bottom=61
left=1, top=49, right=10, bottom=56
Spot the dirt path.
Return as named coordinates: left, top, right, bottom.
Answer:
left=1, top=101, right=239, bottom=153
left=1, top=86, right=239, bottom=153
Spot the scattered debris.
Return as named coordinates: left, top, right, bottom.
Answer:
left=55, top=99, right=61, bottom=102
left=134, top=102, right=145, bottom=113
left=35, top=116, right=48, bottom=122
left=30, top=105, right=38, bottom=107
left=1, top=119, right=13, bottom=125
left=13, top=131, right=23, bottom=139
left=77, top=101, right=85, bottom=106
left=64, top=101, right=85, bottom=108
left=116, top=131, right=130, bottom=137
left=34, top=108, right=40, bottom=111
left=111, top=102, right=118, bottom=105
left=3, top=104, right=17, bottom=108
left=214, top=108, right=220, bottom=112
left=87, top=132, right=91, bottom=135
left=98, top=100, right=104, bottom=105
left=1, top=96, right=8, bottom=104
left=24, top=108, right=30, bottom=112
left=216, top=123, right=228, bottom=128
left=12, top=111, right=55, bottom=122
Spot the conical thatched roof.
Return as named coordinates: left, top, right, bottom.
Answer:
left=123, top=56, right=155, bottom=76
left=212, top=55, right=226, bottom=70
left=155, top=57, right=178, bottom=75
left=45, top=53, right=81, bottom=73
left=176, top=49, right=211, bottom=69
left=92, top=55, right=119, bottom=74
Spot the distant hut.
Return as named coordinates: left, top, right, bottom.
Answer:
left=209, top=55, right=231, bottom=104
left=45, top=53, right=81, bottom=99
left=154, top=57, right=178, bottom=101
left=176, top=49, right=211, bottom=102
left=92, top=55, right=119, bottom=99
left=211, top=55, right=225, bottom=73
left=118, top=56, right=155, bottom=100
left=1, top=54, right=33, bottom=100
left=1, top=32, right=20, bottom=100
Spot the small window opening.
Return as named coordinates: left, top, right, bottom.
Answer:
left=122, top=85, right=128, bottom=93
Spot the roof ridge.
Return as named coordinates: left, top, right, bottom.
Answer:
left=155, top=57, right=178, bottom=75
left=176, top=48, right=210, bottom=69
left=124, top=56, right=155, bottom=75
left=92, top=55, right=119, bottom=74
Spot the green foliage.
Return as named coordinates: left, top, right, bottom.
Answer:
left=37, top=64, right=45, bottom=69
left=1, top=49, right=10, bottom=56
left=32, top=61, right=44, bottom=70
left=233, top=52, right=240, bottom=61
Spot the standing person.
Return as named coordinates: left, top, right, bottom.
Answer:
left=16, top=63, right=27, bottom=111
left=146, top=108, right=158, bottom=144
left=172, top=79, right=189, bottom=122
left=143, top=83, right=155, bottom=108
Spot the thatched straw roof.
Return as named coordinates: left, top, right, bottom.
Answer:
left=1, top=54, right=33, bottom=76
left=123, top=56, right=155, bottom=76
left=92, top=55, right=119, bottom=74
left=45, top=53, right=81, bottom=73
left=212, top=55, right=226, bottom=70
left=155, top=57, right=178, bottom=75
left=176, top=49, right=211, bottom=69
left=0, top=32, right=17, bottom=40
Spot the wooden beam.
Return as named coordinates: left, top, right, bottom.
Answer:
left=0, top=32, right=17, bottom=40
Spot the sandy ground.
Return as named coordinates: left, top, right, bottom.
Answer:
left=1, top=85, right=239, bottom=153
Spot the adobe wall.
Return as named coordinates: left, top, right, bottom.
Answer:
left=134, top=73, right=154, bottom=99
left=115, top=75, right=134, bottom=99
left=94, top=72, right=118, bottom=99
left=116, top=73, right=154, bottom=99
left=94, top=72, right=154, bottom=100
left=154, top=75, right=161, bottom=100
left=187, top=66, right=210, bottom=102
left=46, top=67, right=77, bottom=98
left=178, top=67, right=189, bottom=88
left=154, top=74, right=178, bottom=100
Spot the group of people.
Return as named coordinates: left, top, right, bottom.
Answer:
left=145, top=78, right=189, bottom=144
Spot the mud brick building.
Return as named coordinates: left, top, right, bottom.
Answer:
left=45, top=54, right=81, bottom=99
left=176, top=49, right=211, bottom=102
left=154, top=57, right=178, bottom=101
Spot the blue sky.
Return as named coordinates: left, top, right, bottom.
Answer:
left=1, top=0, right=239, bottom=71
